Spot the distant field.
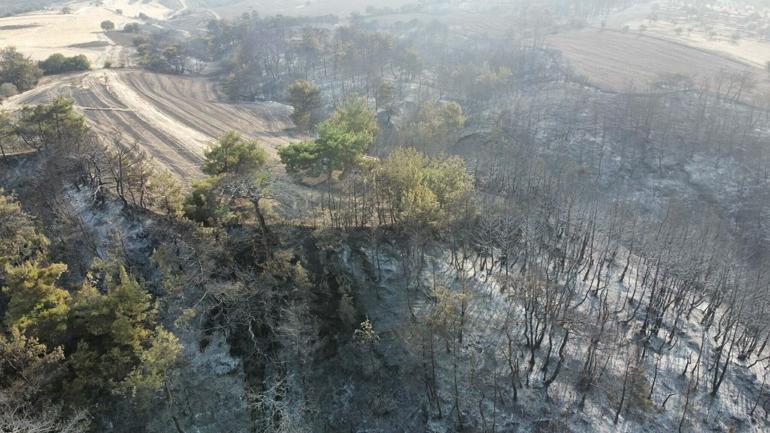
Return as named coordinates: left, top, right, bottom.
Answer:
left=607, top=0, right=770, bottom=68
left=547, top=29, right=770, bottom=103
left=0, top=0, right=60, bottom=17
left=0, top=0, right=172, bottom=65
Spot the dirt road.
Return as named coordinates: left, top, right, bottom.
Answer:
left=4, top=69, right=296, bottom=179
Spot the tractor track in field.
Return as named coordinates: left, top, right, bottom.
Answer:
left=4, top=69, right=299, bottom=181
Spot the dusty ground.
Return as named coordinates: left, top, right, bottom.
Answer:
left=0, top=0, right=171, bottom=65
left=608, top=0, right=770, bottom=68
left=547, top=29, right=770, bottom=104
left=3, top=69, right=296, bottom=179
left=0, top=0, right=298, bottom=182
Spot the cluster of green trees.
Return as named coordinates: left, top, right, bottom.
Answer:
left=178, top=90, right=472, bottom=232
left=0, top=48, right=92, bottom=98
left=13, top=97, right=89, bottom=151
left=0, top=47, right=42, bottom=95
left=280, top=94, right=378, bottom=182
left=2, top=97, right=184, bottom=217
left=185, top=131, right=270, bottom=233
left=39, top=53, right=91, bottom=75
left=0, top=97, right=204, bottom=430
left=375, top=148, right=473, bottom=227
left=133, top=33, right=191, bottom=74
left=400, top=101, right=465, bottom=153
left=0, top=191, right=180, bottom=427
left=277, top=94, right=473, bottom=229
left=288, top=79, right=323, bottom=131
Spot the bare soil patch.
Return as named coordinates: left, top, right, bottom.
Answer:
left=0, top=0, right=172, bottom=64
left=3, top=69, right=297, bottom=180
left=548, top=29, right=770, bottom=105
left=605, top=1, right=770, bottom=68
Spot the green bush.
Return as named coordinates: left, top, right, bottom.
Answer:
left=0, top=82, right=17, bottom=97
left=100, top=20, right=115, bottom=31
left=39, top=53, right=91, bottom=75
left=0, top=47, right=42, bottom=91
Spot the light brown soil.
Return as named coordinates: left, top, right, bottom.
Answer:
left=4, top=69, right=297, bottom=180
left=548, top=29, right=770, bottom=105
left=0, top=0, right=171, bottom=64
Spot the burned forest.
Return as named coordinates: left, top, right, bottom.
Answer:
left=1, top=0, right=770, bottom=432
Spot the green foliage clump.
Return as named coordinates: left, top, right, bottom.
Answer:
left=328, top=94, right=378, bottom=139
left=184, top=176, right=237, bottom=226
left=0, top=328, right=64, bottom=394
left=39, top=53, right=91, bottom=75
left=186, top=132, right=271, bottom=228
left=401, top=101, right=465, bottom=153
left=0, top=328, right=85, bottom=430
left=279, top=95, right=377, bottom=181
left=100, top=20, right=115, bottom=31
left=288, top=79, right=322, bottom=131
left=377, top=148, right=473, bottom=226
left=203, top=131, right=267, bottom=176
left=65, top=263, right=180, bottom=400
left=0, top=192, right=180, bottom=410
left=0, top=82, right=17, bottom=98
left=150, top=169, right=185, bottom=218
left=16, top=97, right=88, bottom=151
left=0, top=47, right=42, bottom=92
left=0, top=191, right=49, bottom=269
left=3, top=262, right=69, bottom=343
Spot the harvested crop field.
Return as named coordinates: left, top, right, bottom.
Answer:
left=548, top=29, right=770, bottom=104
left=0, top=0, right=171, bottom=64
left=4, top=70, right=296, bottom=179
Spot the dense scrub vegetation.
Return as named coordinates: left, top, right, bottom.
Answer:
left=39, top=54, right=91, bottom=75
left=0, top=49, right=89, bottom=97
left=0, top=95, right=195, bottom=430
left=0, top=47, right=42, bottom=94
